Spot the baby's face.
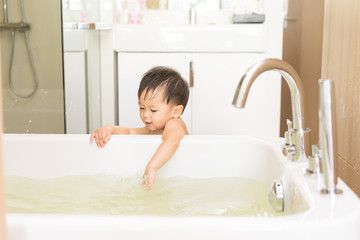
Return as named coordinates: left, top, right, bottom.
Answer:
left=138, top=89, right=178, bottom=132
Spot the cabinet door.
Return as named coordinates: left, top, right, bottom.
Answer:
left=191, top=53, right=281, bottom=137
left=117, top=53, right=192, bottom=132
left=64, top=52, right=88, bottom=134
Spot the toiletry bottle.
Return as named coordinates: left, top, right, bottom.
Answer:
left=131, top=0, right=140, bottom=24
left=131, top=0, right=146, bottom=24
left=80, top=0, right=87, bottom=23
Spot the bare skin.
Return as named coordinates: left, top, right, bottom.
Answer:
left=90, top=89, right=188, bottom=190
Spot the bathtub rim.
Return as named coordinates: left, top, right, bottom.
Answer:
left=3, top=134, right=360, bottom=230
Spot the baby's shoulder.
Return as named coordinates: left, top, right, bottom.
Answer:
left=165, top=118, right=189, bottom=134
left=166, top=117, right=185, bottom=126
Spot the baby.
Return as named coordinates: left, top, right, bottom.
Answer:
left=90, top=66, right=189, bottom=190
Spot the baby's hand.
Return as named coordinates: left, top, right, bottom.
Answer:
left=90, top=127, right=112, bottom=148
left=143, top=168, right=157, bottom=191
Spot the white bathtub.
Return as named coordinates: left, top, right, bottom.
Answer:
left=3, top=134, right=360, bottom=240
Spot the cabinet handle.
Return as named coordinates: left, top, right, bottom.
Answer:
left=190, top=61, right=194, bottom=88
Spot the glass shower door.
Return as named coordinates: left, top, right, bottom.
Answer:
left=0, top=0, right=65, bottom=133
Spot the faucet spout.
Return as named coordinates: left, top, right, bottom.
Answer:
left=232, top=58, right=306, bottom=161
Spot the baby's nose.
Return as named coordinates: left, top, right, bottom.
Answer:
left=144, top=110, right=151, bottom=118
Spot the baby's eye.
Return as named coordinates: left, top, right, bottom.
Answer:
left=139, top=107, right=144, bottom=110
left=151, top=109, right=158, bottom=113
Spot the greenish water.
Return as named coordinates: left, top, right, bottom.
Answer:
left=5, top=175, right=279, bottom=216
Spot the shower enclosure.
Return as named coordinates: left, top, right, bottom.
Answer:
left=1, top=0, right=105, bottom=134
left=0, top=0, right=64, bottom=133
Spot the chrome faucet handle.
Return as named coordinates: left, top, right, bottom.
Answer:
left=282, top=144, right=296, bottom=159
left=284, top=131, right=290, bottom=145
left=305, top=145, right=320, bottom=176
left=282, top=119, right=296, bottom=159
left=285, top=119, right=293, bottom=145
left=287, top=119, right=292, bottom=130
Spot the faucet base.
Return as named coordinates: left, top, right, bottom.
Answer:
left=320, top=188, right=343, bottom=195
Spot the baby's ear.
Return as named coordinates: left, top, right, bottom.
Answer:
left=173, top=105, right=184, bottom=118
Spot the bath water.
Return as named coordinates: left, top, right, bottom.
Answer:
left=5, top=175, right=279, bottom=216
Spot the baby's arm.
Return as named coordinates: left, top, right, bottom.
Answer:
left=90, top=125, right=131, bottom=148
left=143, top=118, right=187, bottom=190
left=90, top=125, right=149, bottom=148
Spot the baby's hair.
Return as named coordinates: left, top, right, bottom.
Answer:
left=138, top=66, right=189, bottom=114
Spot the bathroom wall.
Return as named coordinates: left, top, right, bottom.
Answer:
left=283, top=0, right=360, bottom=197
left=281, top=0, right=324, bottom=155
left=281, top=0, right=303, bottom=138
left=321, top=0, right=360, bottom=197
left=298, top=0, right=324, bottom=151
left=0, top=0, right=64, bottom=133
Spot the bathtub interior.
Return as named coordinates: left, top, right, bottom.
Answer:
left=3, top=134, right=308, bottom=215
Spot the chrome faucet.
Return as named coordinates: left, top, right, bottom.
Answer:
left=232, top=58, right=308, bottom=161
left=316, top=79, right=342, bottom=195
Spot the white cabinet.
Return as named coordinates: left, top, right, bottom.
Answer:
left=115, top=1, right=284, bottom=136
left=117, top=52, right=281, bottom=136
left=64, top=52, right=88, bottom=134
left=63, top=30, right=105, bottom=134
left=63, top=30, right=90, bottom=134
left=191, top=53, right=280, bottom=136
